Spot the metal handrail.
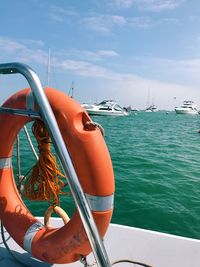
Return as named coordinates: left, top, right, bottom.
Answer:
left=0, top=62, right=111, bottom=267
left=0, top=106, right=40, bottom=118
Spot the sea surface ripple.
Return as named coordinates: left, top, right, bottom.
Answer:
left=93, top=111, right=200, bottom=239
left=14, top=111, right=200, bottom=239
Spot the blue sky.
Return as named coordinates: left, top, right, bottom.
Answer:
left=1, top=0, right=200, bottom=110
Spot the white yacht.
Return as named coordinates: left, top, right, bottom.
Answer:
left=82, top=100, right=129, bottom=116
left=175, top=101, right=198, bottom=115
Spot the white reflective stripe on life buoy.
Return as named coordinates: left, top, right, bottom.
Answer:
left=85, top=194, right=114, bottom=211
left=0, top=157, right=12, bottom=169
left=23, top=222, right=43, bottom=253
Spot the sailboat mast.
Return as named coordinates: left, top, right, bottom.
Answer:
left=146, top=88, right=150, bottom=108
left=68, top=81, right=74, bottom=98
left=71, top=81, right=74, bottom=98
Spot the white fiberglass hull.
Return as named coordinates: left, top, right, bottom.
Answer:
left=1, top=217, right=200, bottom=267
left=145, top=109, right=158, bottom=113
left=85, top=109, right=128, bottom=116
left=175, top=108, right=198, bottom=115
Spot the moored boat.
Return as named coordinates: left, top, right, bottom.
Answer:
left=82, top=100, right=129, bottom=116
left=175, top=100, right=198, bottom=115
left=145, top=105, right=158, bottom=112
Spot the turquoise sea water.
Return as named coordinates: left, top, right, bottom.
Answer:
left=14, top=111, right=200, bottom=240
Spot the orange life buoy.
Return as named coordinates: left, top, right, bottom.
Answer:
left=0, top=87, right=115, bottom=264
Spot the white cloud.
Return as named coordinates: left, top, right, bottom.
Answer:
left=47, top=3, right=180, bottom=34
left=20, top=39, right=45, bottom=47
left=82, top=14, right=178, bottom=32
left=49, top=5, right=79, bottom=22
left=128, top=16, right=154, bottom=28
left=113, top=0, right=135, bottom=8
left=97, top=50, right=119, bottom=57
left=136, top=0, right=185, bottom=12
left=148, top=57, right=200, bottom=74
left=1, top=36, right=199, bottom=110
left=81, top=14, right=126, bottom=33
left=109, top=0, right=185, bottom=11
left=81, top=16, right=110, bottom=33
left=2, top=37, right=200, bottom=81
left=54, top=59, right=110, bottom=78
left=60, top=49, right=119, bottom=62
left=0, top=37, right=47, bottom=64
left=0, top=37, right=26, bottom=53
left=111, top=15, right=126, bottom=26
left=172, top=59, right=200, bottom=73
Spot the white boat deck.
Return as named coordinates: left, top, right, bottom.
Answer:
left=1, top=218, right=200, bottom=267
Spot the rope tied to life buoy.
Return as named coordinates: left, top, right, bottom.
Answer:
left=22, top=120, right=66, bottom=206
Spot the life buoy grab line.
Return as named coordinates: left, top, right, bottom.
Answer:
left=0, top=87, right=115, bottom=264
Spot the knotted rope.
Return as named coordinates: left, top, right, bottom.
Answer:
left=22, top=120, right=65, bottom=206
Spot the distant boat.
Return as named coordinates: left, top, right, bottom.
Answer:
left=82, top=100, right=129, bottom=116
left=175, top=101, right=198, bottom=115
left=145, top=88, right=158, bottom=112
left=145, top=104, right=158, bottom=112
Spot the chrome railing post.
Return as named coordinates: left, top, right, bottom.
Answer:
left=0, top=62, right=111, bottom=267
